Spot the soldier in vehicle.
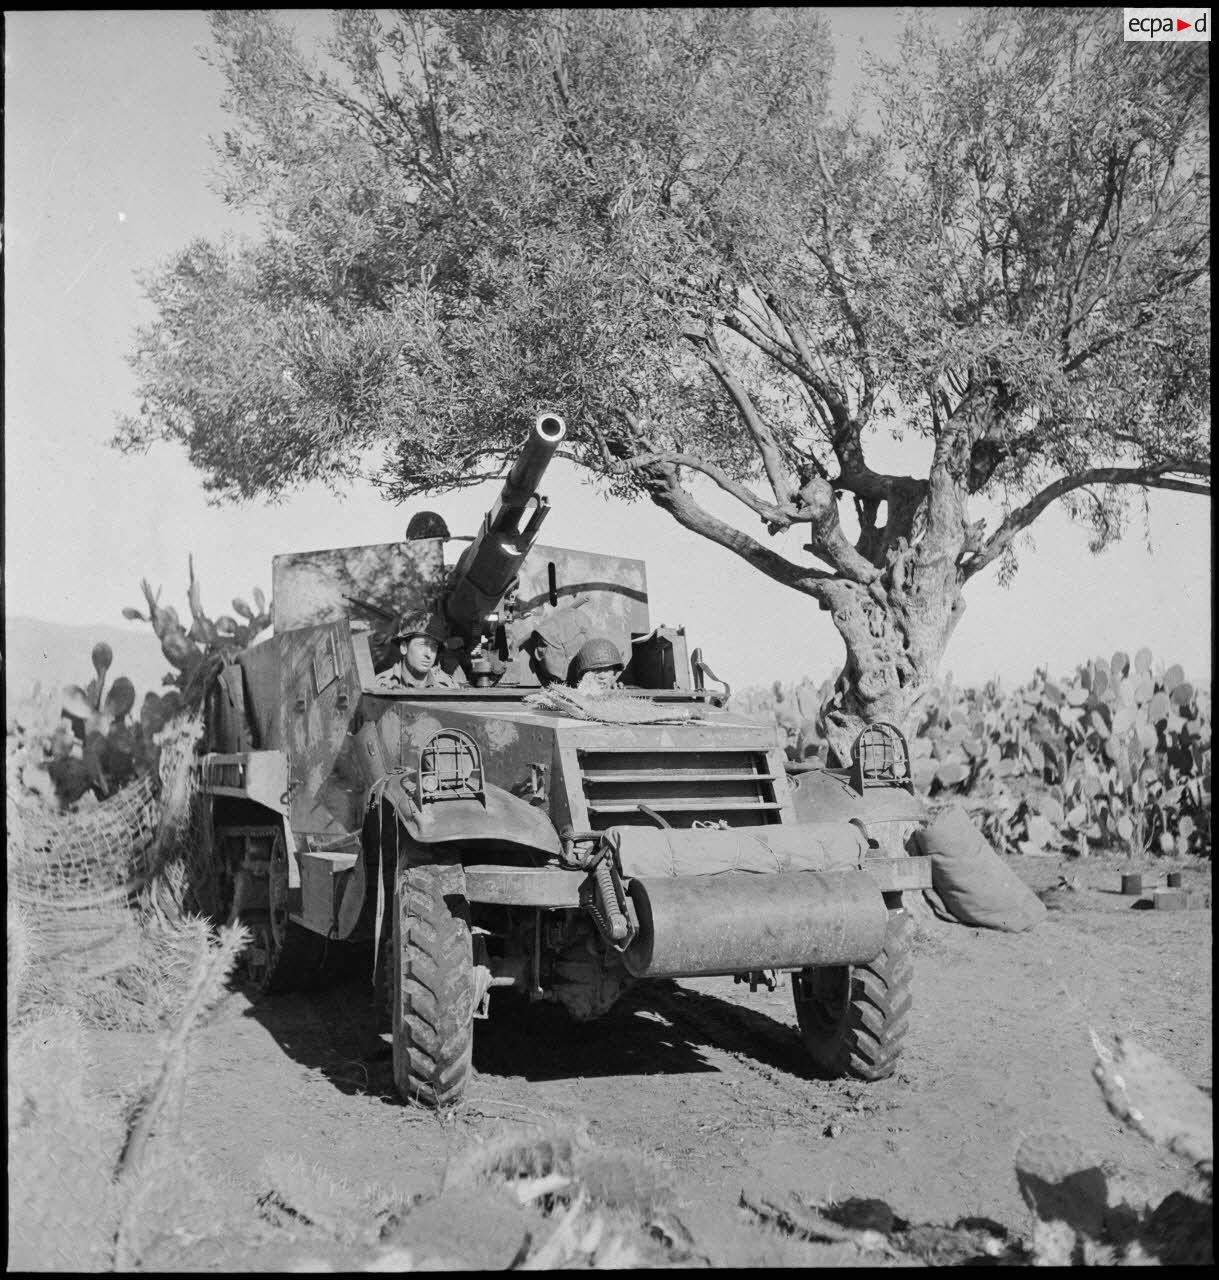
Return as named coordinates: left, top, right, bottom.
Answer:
left=405, top=510, right=451, bottom=541
left=378, top=614, right=463, bottom=689
left=569, top=636, right=625, bottom=694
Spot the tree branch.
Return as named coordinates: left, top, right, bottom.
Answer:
left=611, top=449, right=794, bottom=526
left=644, top=461, right=837, bottom=596
left=1064, top=260, right=1208, bottom=374
left=961, top=462, right=1211, bottom=579
left=299, top=67, right=455, bottom=204
left=718, top=312, right=853, bottom=446
left=797, top=475, right=884, bottom=583
left=695, top=336, right=796, bottom=506
left=717, top=304, right=919, bottom=507
left=1061, top=143, right=1126, bottom=356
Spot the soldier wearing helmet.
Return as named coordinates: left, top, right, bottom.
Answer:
left=405, top=510, right=451, bottom=541
left=378, top=613, right=463, bottom=689
left=569, top=636, right=625, bottom=695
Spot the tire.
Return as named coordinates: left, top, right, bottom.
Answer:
left=390, top=860, right=474, bottom=1107
left=792, top=906, right=913, bottom=1081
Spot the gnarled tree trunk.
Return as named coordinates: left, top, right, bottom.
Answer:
left=815, top=462, right=973, bottom=766
left=816, top=563, right=966, bottom=766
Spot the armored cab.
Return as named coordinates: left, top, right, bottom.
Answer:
left=197, top=413, right=931, bottom=1106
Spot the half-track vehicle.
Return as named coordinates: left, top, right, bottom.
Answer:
left=196, top=413, right=932, bottom=1105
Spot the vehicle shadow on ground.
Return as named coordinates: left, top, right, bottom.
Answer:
left=238, top=943, right=400, bottom=1101
left=472, top=979, right=816, bottom=1086
left=638, top=979, right=820, bottom=1080
left=241, top=974, right=720, bottom=1101
left=472, top=990, right=717, bottom=1084
left=239, top=958, right=817, bottom=1100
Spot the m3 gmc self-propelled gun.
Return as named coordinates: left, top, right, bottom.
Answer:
left=196, top=412, right=932, bottom=1105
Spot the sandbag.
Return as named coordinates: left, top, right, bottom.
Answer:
left=913, top=805, right=1047, bottom=932
left=604, top=821, right=867, bottom=879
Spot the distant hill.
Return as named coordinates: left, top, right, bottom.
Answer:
left=4, top=615, right=171, bottom=706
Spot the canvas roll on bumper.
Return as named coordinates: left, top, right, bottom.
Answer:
left=461, top=819, right=933, bottom=983
left=623, top=869, right=890, bottom=978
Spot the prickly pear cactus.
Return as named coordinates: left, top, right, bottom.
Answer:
left=9, top=634, right=165, bottom=811
left=741, top=652, right=1208, bottom=859
left=1013, top=1035, right=1213, bottom=1266
left=905, top=651, right=1209, bottom=859
left=125, top=554, right=271, bottom=712
left=1091, top=1033, right=1213, bottom=1178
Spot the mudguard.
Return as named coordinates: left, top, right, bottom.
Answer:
left=790, top=765, right=927, bottom=826
left=363, top=773, right=561, bottom=989
left=368, top=772, right=562, bottom=858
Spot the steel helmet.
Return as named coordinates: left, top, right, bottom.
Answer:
left=392, top=612, right=448, bottom=645
left=572, top=636, right=624, bottom=680
left=405, top=510, right=451, bottom=540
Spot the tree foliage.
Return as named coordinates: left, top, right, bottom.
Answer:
left=119, top=7, right=1210, bottom=749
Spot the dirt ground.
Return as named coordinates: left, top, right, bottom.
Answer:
left=82, top=852, right=1211, bottom=1268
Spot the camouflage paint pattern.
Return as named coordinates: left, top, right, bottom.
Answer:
left=272, top=539, right=444, bottom=632
left=505, top=543, right=650, bottom=673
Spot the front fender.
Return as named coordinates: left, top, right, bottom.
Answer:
left=790, top=765, right=927, bottom=826
left=369, top=773, right=562, bottom=859
left=362, top=774, right=561, bottom=993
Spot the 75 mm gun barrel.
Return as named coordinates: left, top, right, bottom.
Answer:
left=444, top=413, right=567, bottom=641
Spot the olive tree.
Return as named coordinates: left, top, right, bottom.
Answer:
left=120, top=7, right=1210, bottom=760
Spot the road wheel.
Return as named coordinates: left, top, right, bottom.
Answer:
left=390, top=860, right=474, bottom=1107
left=223, top=825, right=323, bottom=996
left=792, top=906, right=912, bottom=1081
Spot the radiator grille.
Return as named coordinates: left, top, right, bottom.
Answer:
left=578, top=748, right=781, bottom=830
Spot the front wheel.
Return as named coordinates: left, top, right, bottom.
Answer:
left=390, top=861, right=474, bottom=1107
left=792, top=906, right=913, bottom=1081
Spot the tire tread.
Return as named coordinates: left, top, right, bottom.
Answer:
left=392, top=862, right=473, bottom=1107
left=793, top=907, right=913, bottom=1082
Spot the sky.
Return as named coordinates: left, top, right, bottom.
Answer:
left=3, top=9, right=1212, bottom=693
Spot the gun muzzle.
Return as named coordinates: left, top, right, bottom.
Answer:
left=443, top=412, right=568, bottom=641
left=500, top=413, right=566, bottom=510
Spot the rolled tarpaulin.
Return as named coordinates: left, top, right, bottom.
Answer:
left=602, top=821, right=867, bottom=880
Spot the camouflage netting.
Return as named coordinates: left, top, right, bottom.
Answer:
left=7, top=709, right=252, bottom=1272
left=7, top=713, right=209, bottom=1030
left=525, top=686, right=712, bottom=725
